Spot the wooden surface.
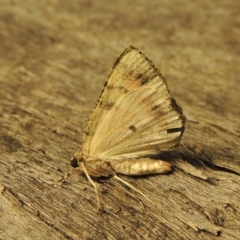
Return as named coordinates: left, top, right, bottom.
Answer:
left=1, top=1, right=240, bottom=239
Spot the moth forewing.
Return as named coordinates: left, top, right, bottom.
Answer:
left=70, top=46, right=185, bottom=209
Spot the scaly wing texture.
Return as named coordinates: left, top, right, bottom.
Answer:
left=81, top=46, right=167, bottom=154
left=79, top=46, right=185, bottom=158
left=89, top=87, right=185, bottom=159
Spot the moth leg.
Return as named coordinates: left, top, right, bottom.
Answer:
left=114, top=175, right=152, bottom=203
left=110, top=158, right=172, bottom=176
left=54, top=163, right=101, bottom=211
left=63, top=163, right=102, bottom=211
left=111, top=159, right=171, bottom=204
left=80, top=162, right=101, bottom=211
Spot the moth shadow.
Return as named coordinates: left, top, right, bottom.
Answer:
left=168, top=144, right=217, bottom=170
left=150, top=147, right=205, bottom=169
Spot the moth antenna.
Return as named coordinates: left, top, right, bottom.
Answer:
left=81, top=162, right=101, bottom=211
left=114, top=175, right=153, bottom=204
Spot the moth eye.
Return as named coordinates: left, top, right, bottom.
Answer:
left=70, top=158, right=79, bottom=168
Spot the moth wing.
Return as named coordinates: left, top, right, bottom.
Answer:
left=81, top=46, right=173, bottom=156
left=89, top=85, right=185, bottom=159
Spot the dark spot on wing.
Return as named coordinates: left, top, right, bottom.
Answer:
left=105, top=102, right=115, bottom=109
left=85, top=130, right=90, bottom=136
left=167, top=125, right=185, bottom=137
left=167, top=128, right=182, bottom=133
left=151, top=104, right=166, bottom=117
left=98, top=100, right=103, bottom=106
left=151, top=105, right=160, bottom=111
left=136, top=73, right=143, bottom=79
left=129, top=70, right=134, bottom=75
left=141, top=77, right=149, bottom=85
left=129, top=125, right=137, bottom=132
left=107, top=85, right=113, bottom=90
left=117, top=86, right=129, bottom=94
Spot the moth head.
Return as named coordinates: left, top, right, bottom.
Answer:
left=70, top=156, right=85, bottom=168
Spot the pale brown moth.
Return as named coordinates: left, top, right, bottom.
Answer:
left=65, top=46, right=185, bottom=210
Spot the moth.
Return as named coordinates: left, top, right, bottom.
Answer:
left=66, top=46, right=185, bottom=210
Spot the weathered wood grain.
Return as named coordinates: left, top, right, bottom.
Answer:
left=0, top=1, right=240, bottom=239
